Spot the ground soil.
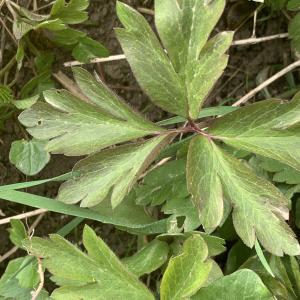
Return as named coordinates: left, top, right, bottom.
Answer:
left=0, top=0, right=299, bottom=275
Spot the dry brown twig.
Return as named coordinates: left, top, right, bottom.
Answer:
left=0, top=208, right=47, bottom=225
left=31, top=257, right=44, bottom=300
left=233, top=60, right=300, bottom=106
left=63, top=34, right=289, bottom=67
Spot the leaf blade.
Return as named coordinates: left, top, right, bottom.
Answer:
left=187, top=135, right=300, bottom=256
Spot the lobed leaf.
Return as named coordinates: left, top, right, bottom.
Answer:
left=23, top=225, right=155, bottom=300
left=19, top=68, right=163, bottom=156
left=155, top=0, right=233, bottom=118
left=187, top=135, right=300, bottom=256
left=57, top=135, right=174, bottom=208
left=115, top=2, right=187, bottom=117
left=116, top=1, right=232, bottom=119
left=209, top=95, right=300, bottom=171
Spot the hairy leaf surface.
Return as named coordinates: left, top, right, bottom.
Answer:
left=209, top=96, right=300, bottom=171
left=155, top=0, right=233, bottom=118
left=116, top=1, right=232, bottom=119
left=23, top=225, right=154, bottom=300
left=115, top=2, right=187, bottom=117
left=57, top=135, right=173, bottom=208
left=187, top=135, right=300, bottom=256
left=19, top=70, right=163, bottom=156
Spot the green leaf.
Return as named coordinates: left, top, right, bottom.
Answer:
left=35, top=19, right=66, bottom=31
left=135, top=159, right=188, bottom=206
left=255, top=240, right=275, bottom=278
left=49, top=28, right=86, bottom=45
left=133, top=158, right=200, bottom=231
left=162, top=196, right=201, bottom=232
left=35, top=52, right=55, bottom=73
left=258, top=156, right=300, bottom=184
left=203, top=260, right=223, bottom=287
left=155, top=0, right=226, bottom=72
left=72, top=66, right=156, bottom=125
left=57, top=135, right=173, bottom=208
left=265, top=0, right=288, bottom=10
left=115, top=2, right=187, bottom=117
left=287, top=0, right=300, bottom=10
left=8, top=219, right=27, bottom=248
left=187, top=136, right=224, bottom=233
left=50, top=0, right=89, bottom=24
left=289, top=13, right=300, bottom=52
left=13, top=95, right=39, bottom=110
left=191, top=269, right=273, bottom=300
left=225, top=241, right=254, bottom=274
left=122, top=239, right=169, bottom=277
left=19, top=78, right=163, bottom=156
left=20, top=71, right=54, bottom=98
left=241, top=254, right=300, bottom=299
left=0, top=256, right=48, bottom=300
left=71, top=36, right=109, bottom=63
left=0, top=172, right=73, bottom=191
left=9, top=139, right=50, bottom=176
left=23, top=225, right=155, bottom=300
left=116, top=1, right=232, bottom=119
left=155, top=0, right=232, bottom=118
left=0, top=190, right=171, bottom=234
left=199, top=234, right=226, bottom=257
left=209, top=96, right=300, bottom=171
left=160, top=234, right=213, bottom=300
left=187, top=135, right=300, bottom=256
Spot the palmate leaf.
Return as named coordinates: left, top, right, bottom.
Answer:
left=115, top=1, right=232, bottom=119
left=187, top=135, right=300, bottom=256
left=23, top=225, right=155, bottom=300
left=57, top=135, right=174, bottom=208
left=209, top=94, right=300, bottom=171
left=160, top=234, right=213, bottom=300
left=19, top=68, right=163, bottom=156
